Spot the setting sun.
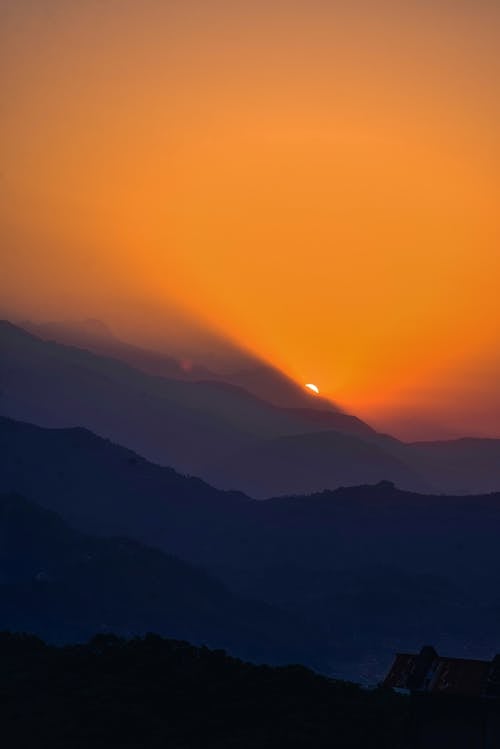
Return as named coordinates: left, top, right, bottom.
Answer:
left=305, top=384, right=320, bottom=395
left=1, top=0, right=499, bottom=439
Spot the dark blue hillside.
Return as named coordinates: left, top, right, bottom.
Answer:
left=0, top=492, right=323, bottom=668
left=3, top=415, right=500, bottom=680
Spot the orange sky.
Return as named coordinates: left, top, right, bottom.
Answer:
left=1, top=0, right=499, bottom=439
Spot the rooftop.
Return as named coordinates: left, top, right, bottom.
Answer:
left=384, top=646, right=500, bottom=698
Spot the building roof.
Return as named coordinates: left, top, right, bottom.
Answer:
left=384, top=647, right=500, bottom=698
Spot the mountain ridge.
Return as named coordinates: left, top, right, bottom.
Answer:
left=0, top=490, right=324, bottom=667
left=3, top=415, right=500, bottom=680
left=2, top=318, right=500, bottom=497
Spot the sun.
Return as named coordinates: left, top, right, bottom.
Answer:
left=305, top=383, right=320, bottom=395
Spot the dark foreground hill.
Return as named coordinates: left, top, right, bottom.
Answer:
left=0, top=493, right=322, bottom=668
left=0, top=632, right=408, bottom=749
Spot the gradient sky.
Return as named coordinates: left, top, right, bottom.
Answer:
left=1, top=0, right=499, bottom=439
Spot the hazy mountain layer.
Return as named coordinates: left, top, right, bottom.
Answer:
left=3, top=416, right=500, bottom=680
left=3, top=320, right=500, bottom=496
left=22, top=317, right=336, bottom=410
left=0, top=320, right=408, bottom=489
left=0, top=492, right=322, bottom=667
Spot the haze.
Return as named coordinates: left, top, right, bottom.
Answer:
left=1, top=0, right=499, bottom=439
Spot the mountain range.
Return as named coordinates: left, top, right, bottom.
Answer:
left=1, top=319, right=500, bottom=496
left=3, top=414, right=500, bottom=680
left=21, top=317, right=333, bottom=410
left=0, top=490, right=323, bottom=667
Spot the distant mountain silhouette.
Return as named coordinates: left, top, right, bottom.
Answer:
left=404, top=438, right=500, bottom=494
left=205, top=430, right=429, bottom=497
left=0, top=320, right=403, bottom=489
left=208, top=429, right=500, bottom=497
left=22, top=317, right=337, bottom=410
left=0, top=491, right=323, bottom=667
left=22, top=317, right=213, bottom=380
left=0, top=415, right=244, bottom=546
left=3, top=416, right=500, bottom=680
left=216, top=363, right=338, bottom=410
left=3, top=319, right=500, bottom=496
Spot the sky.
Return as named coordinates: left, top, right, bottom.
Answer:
left=1, top=0, right=499, bottom=439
